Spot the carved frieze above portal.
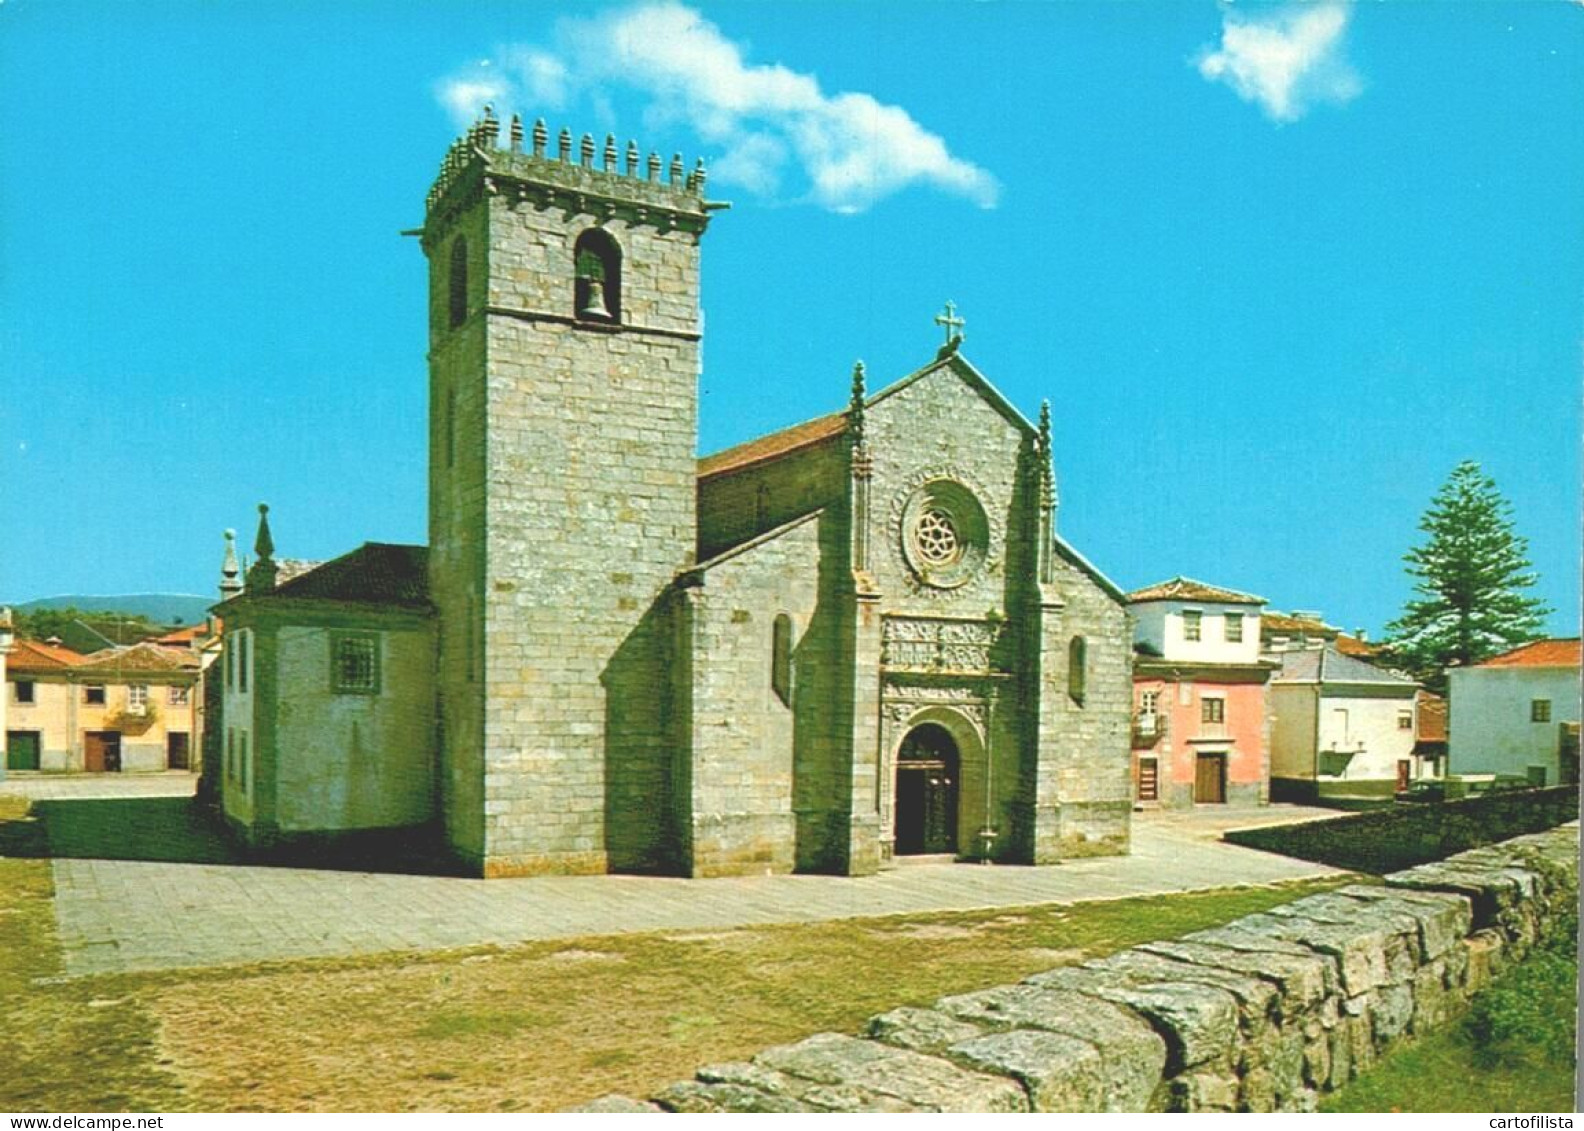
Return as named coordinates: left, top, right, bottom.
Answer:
left=881, top=615, right=1005, bottom=674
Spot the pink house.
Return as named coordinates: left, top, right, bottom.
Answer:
left=1127, top=578, right=1275, bottom=807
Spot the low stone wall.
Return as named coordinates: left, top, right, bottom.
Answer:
left=577, top=824, right=1578, bottom=1113
left=1225, top=786, right=1579, bottom=874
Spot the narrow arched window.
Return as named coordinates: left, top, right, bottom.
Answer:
left=772, top=613, right=793, bottom=706
left=448, top=236, right=468, bottom=330
left=573, top=228, right=621, bottom=323
left=1068, top=636, right=1087, bottom=706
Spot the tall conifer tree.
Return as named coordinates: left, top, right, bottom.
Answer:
left=1385, top=461, right=1549, bottom=683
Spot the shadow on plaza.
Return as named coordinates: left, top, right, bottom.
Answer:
left=0, top=796, right=467, bottom=876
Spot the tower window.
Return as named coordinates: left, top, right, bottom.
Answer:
left=448, top=236, right=468, bottom=330
left=1068, top=636, right=1087, bottom=706
left=573, top=228, right=621, bottom=323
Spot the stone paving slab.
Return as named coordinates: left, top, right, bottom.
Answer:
left=44, top=815, right=1340, bottom=978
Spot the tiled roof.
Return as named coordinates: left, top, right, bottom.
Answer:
left=697, top=412, right=847, bottom=480
left=7, top=638, right=84, bottom=671
left=1274, top=645, right=1416, bottom=686
left=269, top=543, right=430, bottom=608
left=75, top=641, right=200, bottom=673
left=1334, top=633, right=1380, bottom=657
left=1473, top=638, right=1582, bottom=669
left=152, top=620, right=221, bottom=646
left=1126, top=577, right=1265, bottom=605
left=1416, top=691, right=1447, bottom=742
left=1261, top=612, right=1337, bottom=637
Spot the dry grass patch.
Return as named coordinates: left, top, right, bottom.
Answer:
left=136, top=878, right=1354, bottom=1112
left=0, top=791, right=1356, bottom=1112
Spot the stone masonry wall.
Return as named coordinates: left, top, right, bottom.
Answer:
left=1224, top=785, right=1580, bottom=874
left=1028, top=551, right=1133, bottom=862
left=681, top=513, right=824, bottom=876
left=579, top=823, right=1578, bottom=1112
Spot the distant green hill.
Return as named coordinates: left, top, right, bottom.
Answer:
left=11, top=593, right=215, bottom=626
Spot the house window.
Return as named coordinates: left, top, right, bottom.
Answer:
left=14, top=680, right=34, bottom=704
left=128, top=685, right=149, bottom=713
left=771, top=614, right=793, bottom=707
left=1224, top=614, right=1243, bottom=643
left=84, top=685, right=106, bottom=706
left=573, top=228, right=622, bottom=323
left=1139, top=690, right=1160, bottom=715
left=1068, top=637, right=1087, bottom=705
left=1532, top=699, right=1552, bottom=723
left=169, top=685, right=190, bottom=707
left=1398, top=711, right=1413, bottom=730
left=448, top=236, right=468, bottom=329
left=1183, top=610, right=1202, bottom=642
left=332, top=635, right=380, bottom=694
left=1201, top=696, right=1226, bottom=724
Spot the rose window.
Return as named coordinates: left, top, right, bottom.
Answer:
left=914, top=509, right=962, bottom=566
left=898, top=478, right=991, bottom=590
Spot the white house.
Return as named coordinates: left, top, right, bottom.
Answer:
left=1448, top=639, right=1581, bottom=787
left=1267, top=645, right=1422, bottom=801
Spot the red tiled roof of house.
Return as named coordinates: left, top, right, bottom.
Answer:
left=8, top=638, right=84, bottom=671
left=152, top=620, right=220, bottom=646
left=1261, top=612, right=1338, bottom=637
left=75, top=641, right=201, bottom=673
left=1334, top=633, right=1380, bottom=657
left=1473, top=638, right=1582, bottom=669
left=697, top=412, right=847, bottom=480
left=1126, top=576, right=1265, bottom=605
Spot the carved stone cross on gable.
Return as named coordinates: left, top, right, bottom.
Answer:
left=934, top=300, right=965, bottom=347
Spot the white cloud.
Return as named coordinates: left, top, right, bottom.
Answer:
left=435, top=2, right=998, bottom=213
left=1197, top=2, right=1363, bottom=123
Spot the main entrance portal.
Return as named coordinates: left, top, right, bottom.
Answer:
left=895, top=723, right=959, bottom=856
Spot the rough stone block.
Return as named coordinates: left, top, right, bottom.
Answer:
left=1227, top=912, right=1393, bottom=998
left=1169, top=1069, right=1239, bottom=1113
left=1083, top=949, right=1279, bottom=1032
left=1411, top=959, right=1453, bottom=1034
left=947, top=1028, right=1104, bottom=1112
left=1330, top=885, right=1474, bottom=961
left=655, top=1080, right=811, bottom=1113
left=749, top=1033, right=1027, bottom=1112
left=1025, top=967, right=1239, bottom=1072
left=933, top=984, right=1166, bottom=1110
left=568, top=1094, right=662, bottom=1112
left=1142, top=937, right=1334, bottom=1016
left=867, top=1006, right=983, bottom=1055
left=1371, top=982, right=1414, bottom=1044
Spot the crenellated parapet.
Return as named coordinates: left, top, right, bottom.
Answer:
left=423, top=107, right=720, bottom=245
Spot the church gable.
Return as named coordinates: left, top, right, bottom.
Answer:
left=862, top=354, right=1038, bottom=615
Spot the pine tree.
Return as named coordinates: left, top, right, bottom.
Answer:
left=1385, top=460, right=1550, bottom=683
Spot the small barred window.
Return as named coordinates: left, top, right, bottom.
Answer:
left=332, top=635, right=379, bottom=694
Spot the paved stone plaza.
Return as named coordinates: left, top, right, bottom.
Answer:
left=5, top=775, right=1342, bottom=979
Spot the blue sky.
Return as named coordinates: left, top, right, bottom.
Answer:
left=1, top=0, right=1579, bottom=639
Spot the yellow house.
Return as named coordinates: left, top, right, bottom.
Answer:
left=6, top=639, right=202, bottom=773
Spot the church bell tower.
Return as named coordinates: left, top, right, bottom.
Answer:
left=421, top=110, right=719, bottom=876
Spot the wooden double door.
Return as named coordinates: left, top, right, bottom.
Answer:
left=1194, top=751, right=1227, bottom=804
left=895, top=723, right=959, bottom=856
left=84, top=731, right=122, bottom=773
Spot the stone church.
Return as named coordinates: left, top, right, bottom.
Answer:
left=212, top=111, right=1133, bottom=878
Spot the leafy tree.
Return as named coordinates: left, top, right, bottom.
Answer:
left=1385, top=460, right=1550, bottom=683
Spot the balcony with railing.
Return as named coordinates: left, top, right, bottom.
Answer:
left=1131, top=711, right=1168, bottom=748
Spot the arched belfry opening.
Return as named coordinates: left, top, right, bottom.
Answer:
left=574, top=228, right=622, bottom=323
left=894, top=723, right=960, bottom=856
